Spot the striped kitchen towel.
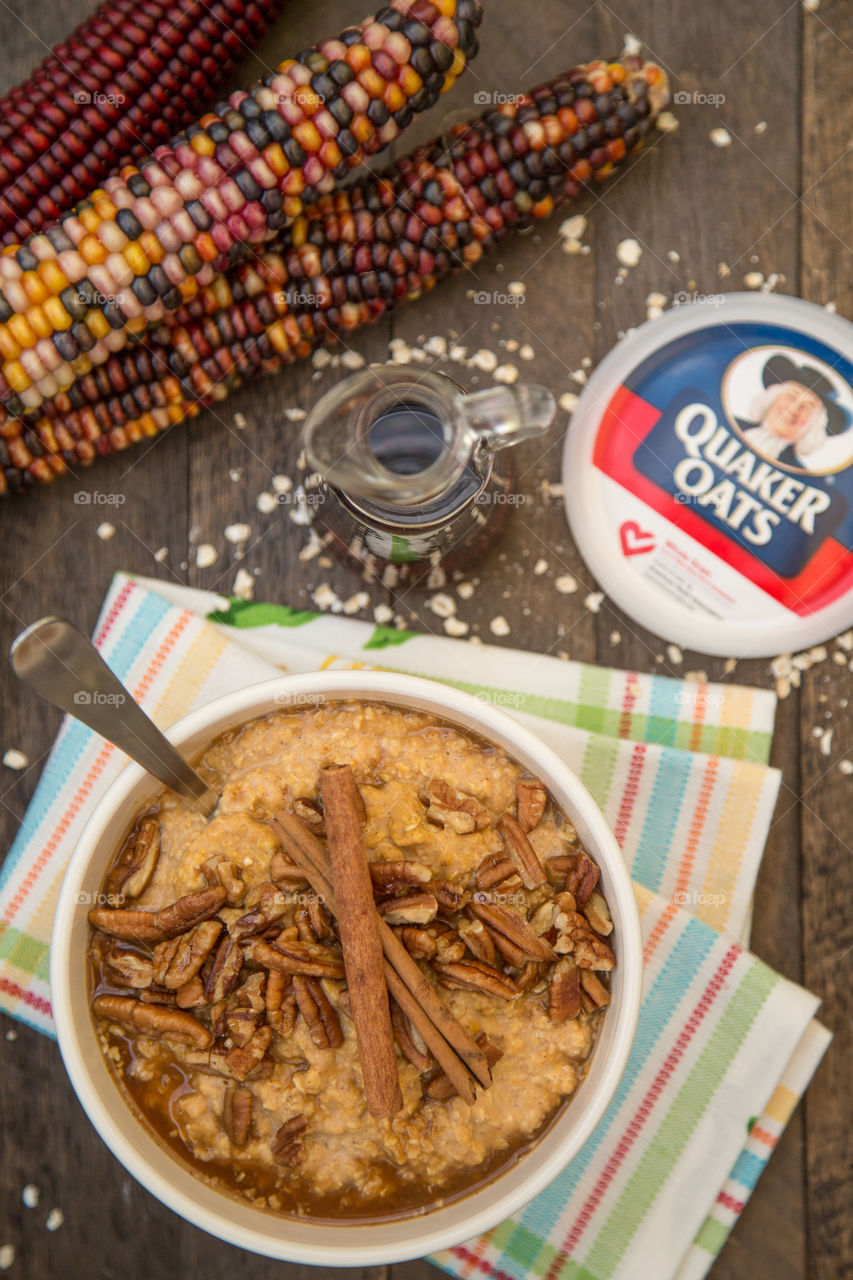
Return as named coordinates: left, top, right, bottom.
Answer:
left=0, top=572, right=830, bottom=1280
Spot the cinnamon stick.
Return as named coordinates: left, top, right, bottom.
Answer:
left=318, top=765, right=403, bottom=1119
left=270, top=811, right=489, bottom=1098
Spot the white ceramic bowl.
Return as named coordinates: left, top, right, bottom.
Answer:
left=51, top=671, right=642, bottom=1265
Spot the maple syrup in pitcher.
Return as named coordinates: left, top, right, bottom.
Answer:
left=303, top=365, right=555, bottom=584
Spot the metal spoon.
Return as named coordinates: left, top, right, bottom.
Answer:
left=10, top=616, right=218, bottom=816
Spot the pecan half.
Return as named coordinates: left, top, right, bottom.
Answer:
left=549, top=957, right=581, bottom=1022
left=271, top=1115, right=306, bottom=1165
left=564, top=853, right=599, bottom=905
left=201, top=856, right=245, bottom=905
left=474, top=852, right=521, bottom=891
left=87, top=908, right=167, bottom=943
left=391, top=1003, right=433, bottom=1072
left=426, top=779, right=490, bottom=833
left=395, top=927, right=437, bottom=960
left=224, top=1025, right=272, bottom=1080
left=101, top=947, right=154, bottom=989
left=152, top=919, right=222, bottom=989
left=92, top=995, right=213, bottom=1049
left=377, top=893, right=438, bottom=926
left=516, top=779, right=548, bottom=833
left=269, top=850, right=309, bottom=892
left=103, top=817, right=161, bottom=900
left=544, top=854, right=573, bottom=885
left=253, top=938, right=346, bottom=980
left=579, top=969, right=611, bottom=1008
left=154, top=886, right=227, bottom=937
left=229, top=882, right=287, bottom=940
left=527, top=900, right=557, bottom=936
left=265, top=969, right=297, bottom=1036
left=469, top=899, right=556, bottom=962
left=293, top=976, right=344, bottom=1049
left=498, top=814, right=546, bottom=890
left=431, top=880, right=471, bottom=913
left=433, top=959, right=521, bottom=1000
left=226, top=1006, right=262, bottom=1047
left=457, top=917, right=497, bottom=966
left=555, top=909, right=616, bottom=971
left=369, top=860, right=432, bottom=894
left=175, top=976, right=206, bottom=1008
left=429, top=923, right=467, bottom=964
left=582, top=891, right=613, bottom=937
left=138, top=987, right=176, bottom=1006
left=424, top=1033, right=503, bottom=1101
left=232, top=971, right=266, bottom=1012
left=486, top=925, right=526, bottom=968
left=223, top=1084, right=253, bottom=1147
left=306, top=894, right=333, bottom=942
left=204, top=934, right=243, bottom=1004
left=291, top=796, right=325, bottom=836
left=516, top=959, right=548, bottom=992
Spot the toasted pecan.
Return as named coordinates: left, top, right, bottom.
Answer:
left=498, top=814, right=547, bottom=890
left=223, top=1084, right=253, bottom=1147
left=515, top=780, right=548, bottom=833
left=92, top=994, right=213, bottom=1049
left=469, top=899, right=556, bottom=962
left=432, top=959, right=520, bottom=1000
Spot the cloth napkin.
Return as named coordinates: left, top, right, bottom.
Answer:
left=0, top=572, right=830, bottom=1280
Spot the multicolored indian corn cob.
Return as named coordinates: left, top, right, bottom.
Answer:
left=0, top=0, right=289, bottom=247
left=0, top=57, right=669, bottom=493
left=0, top=0, right=482, bottom=415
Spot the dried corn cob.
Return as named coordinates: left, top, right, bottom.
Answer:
left=0, top=57, right=668, bottom=492
left=0, top=0, right=481, bottom=415
left=0, top=0, right=288, bottom=247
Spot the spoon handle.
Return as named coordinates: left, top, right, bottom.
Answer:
left=10, top=616, right=217, bottom=815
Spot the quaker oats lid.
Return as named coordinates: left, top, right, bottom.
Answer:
left=562, top=293, right=853, bottom=657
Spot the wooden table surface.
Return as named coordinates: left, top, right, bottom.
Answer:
left=1, top=0, right=851, bottom=1276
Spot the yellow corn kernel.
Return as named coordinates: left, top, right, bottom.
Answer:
left=80, top=235, right=108, bottom=265
left=3, top=360, right=30, bottom=392
left=44, top=296, right=74, bottom=331
left=139, top=231, right=164, bottom=265
left=36, top=260, right=69, bottom=294
left=79, top=208, right=101, bottom=233
left=190, top=132, right=216, bottom=157
left=8, top=313, right=38, bottom=349
left=263, top=143, right=290, bottom=177
left=126, top=317, right=147, bottom=335
left=0, top=328, right=21, bottom=361
left=450, top=47, right=467, bottom=78
left=94, top=196, right=118, bottom=221
left=123, top=241, right=149, bottom=276
left=69, top=354, right=93, bottom=380
left=21, top=271, right=49, bottom=305
left=433, top=0, right=457, bottom=13
left=26, top=305, right=52, bottom=339
left=87, top=311, right=110, bottom=340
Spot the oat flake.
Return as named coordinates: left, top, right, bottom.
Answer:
left=489, top=615, right=510, bottom=637
left=555, top=575, right=578, bottom=594
left=45, top=1209, right=64, bottom=1232
left=195, top=543, right=218, bottom=568
left=3, top=749, right=28, bottom=770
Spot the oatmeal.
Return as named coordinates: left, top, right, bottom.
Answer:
left=87, top=701, right=615, bottom=1220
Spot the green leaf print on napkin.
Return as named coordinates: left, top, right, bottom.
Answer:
left=207, top=599, right=319, bottom=629
left=363, top=625, right=417, bottom=650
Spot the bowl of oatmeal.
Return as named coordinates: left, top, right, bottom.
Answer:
left=51, top=670, right=642, bottom=1264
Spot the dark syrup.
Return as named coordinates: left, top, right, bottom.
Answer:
left=365, top=402, right=481, bottom=524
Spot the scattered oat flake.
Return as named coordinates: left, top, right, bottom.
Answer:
left=803, top=0, right=819, bottom=10
left=610, top=630, right=622, bottom=645
left=272, top=474, right=293, bottom=495
left=744, top=271, right=764, bottom=289
left=312, top=583, right=340, bottom=611
left=470, top=348, right=499, bottom=372
left=755, top=120, right=768, bottom=134
left=45, top=1209, right=64, bottom=1232
left=559, top=214, right=587, bottom=242
left=373, top=603, right=394, bottom=625
left=3, top=749, right=28, bottom=770
left=284, top=406, right=306, bottom=421
left=775, top=676, right=791, bottom=700
left=22, top=1185, right=40, bottom=1209
left=646, top=291, right=668, bottom=311
left=656, top=110, right=679, bottom=133
left=423, top=335, right=447, bottom=357
left=710, top=127, right=732, bottom=148
left=723, top=657, right=737, bottom=674
left=232, top=568, right=254, bottom=601
left=256, top=491, right=277, bottom=515
left=533, top=558, right=548, bottom=575
left=195, top=543, right=217, bottom=568
left=457, top=581, right=475, bottom=600
left=489, top=615, right=510, bottom=637
left=288, top=488, right=313, bottom=525
left=838, top=759, right=853, bottom=775
left=494, top=363, right=519, bottom=384
left=224, top=522, right=251, bottom=544
left=667, top=249, right=681, bottom=263
left=685, top=669, right=709, bottom=683
left=389, top=338, right=413, bottom=363
left=96, top=522, right=115, bottom=540
left=584, top=591, right=604, bottom=613
left=555, top=574, right=578, bottom=594
left=770, top=654, right=792, bottom=679
left=667, top=643, right=683, bottom=665
left=341, top=350, right=365, bottom=369
left=819, top=728, right=833, bottom=756
left=616, top=238, right=642, bottom=268
left=233, top=412, right=247, bottom=429
left=426, top=565, right=447, bottom=589
left=542, top=480, right=565, bottom=498
left=153, top=546, right=168, bottom=562
left=623, top=32, right=642, bottom=55
left=312, top=348, right=332, bottom=369
left=229, top=468, right=244, bottom=482
left=518, top=344, right=535, bottom=362
left=0, top=1245, right=14, bottom=1270
left=5, top=1029, right=16, bottom=1041
left=449, top=344, right=467, bottom=362
left=443, top=616, right=470, bottom=637
left=343, top=591, right=370, bottom=615
left=507, top=281, right=526, bottom=296
left=558, top=392, right=579, bottom=413
left=428, top=592, right=457, bottom=619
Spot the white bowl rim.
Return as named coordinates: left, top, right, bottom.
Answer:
left=51, top=669, right=643, bottom=1265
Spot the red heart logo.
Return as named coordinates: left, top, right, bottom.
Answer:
left=619, top=520, right=656, bottom=557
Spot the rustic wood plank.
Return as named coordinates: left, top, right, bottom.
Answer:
left=799, top=4, right=853, bottom=1276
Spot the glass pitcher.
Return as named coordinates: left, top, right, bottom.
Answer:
left=302, top=365, right=556, bottom=586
